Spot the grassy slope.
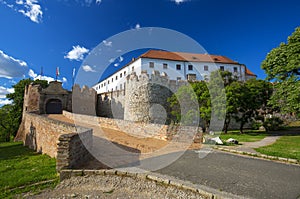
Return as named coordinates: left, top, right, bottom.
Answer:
left=220, top=131, right=267, bottom=142
left=255, top=136, right=300, bottom=160
left=0, top=142, right=58, bottom=198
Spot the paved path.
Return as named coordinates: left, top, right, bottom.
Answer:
left=227, top=136, right=281, bottom=153
left=156, top=150, right=300, bottom=199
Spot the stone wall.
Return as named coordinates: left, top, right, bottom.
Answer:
left=15, top=112, right=93, bottom=170
left=124, top=71, right=187, bottom=123
left=63, top=111, right=170, bottom=140
left=72, top=84, right=97, bottom=116
left=97, top=89, right=126, bottom=119
left=57, top=129, right=93, bottom=170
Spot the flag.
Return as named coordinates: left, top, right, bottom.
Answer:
left=56, top=67, right=60, bottom=77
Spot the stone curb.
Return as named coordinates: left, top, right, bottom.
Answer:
left=59, top=169, right=244, bottom=199
left=214, top=147, right=300, bottom=165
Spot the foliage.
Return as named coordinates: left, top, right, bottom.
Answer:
left=168, top=81, right=211, bottom=130
left=263, top=117, right=284, bottom=131
left=233, top=79, right=273, bottom=133
left=261, top=27, right=300, bottom=113
left=0, top=79, right=48, bottom=142
left=255, top=135, right=300, bottom=160
left=0, top=142, right=58, bottom=198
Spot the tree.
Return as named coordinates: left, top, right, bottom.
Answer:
left=261, top=27, right=300, bottom=114
left=0, top=79, right=48, bottom=141
left=233, top=79, right=273, bottom=133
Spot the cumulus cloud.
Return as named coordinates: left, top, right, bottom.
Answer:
left=0, top=86, right=14, bottom=98
left=17, top=0, right=43, bottom=23
left=0, top=50, right=27, bottom=79
left=135, top=23, right=141, bottom=29
left=0, top=86, right=14, bottom=106
left=103, top=40, right=112, bottom=47
left=28, top=69, right=55, bottom=83
left=62, top=77, right=67, bottom=83
left=82, top=65, right=96, bottom=72
left=0, top=98, right=12, bottom=106
left=64, top=45, right=89, bottom=61
left=172, top=0, right=190, bottom=4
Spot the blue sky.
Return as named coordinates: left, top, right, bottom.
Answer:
left=0, top=0, right=299, bottom=105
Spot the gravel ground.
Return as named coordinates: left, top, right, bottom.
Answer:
left=27, top=175, right=207, bottom=199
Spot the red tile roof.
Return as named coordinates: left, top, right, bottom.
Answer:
left=245, top=67, right=257, bottom=76
left=140, top=50, right=239, bottom=64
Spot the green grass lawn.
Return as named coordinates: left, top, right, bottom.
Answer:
left=220, top=131, right=267, bottom=143
left=0, top=142, right=58, bottom=198
left=255, top=136, right=300, bottom=160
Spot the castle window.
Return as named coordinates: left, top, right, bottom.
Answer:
left=163, top=63, right=168, bottom=69
left=120, top=73, right=122, bottom=78
left=112, top=78, right=114, bottom=82
left=104, top=82, right=106, bottom=86
left=132, top=66, right=134, bottom=71
left=220, top=66, right=224, bottom=71
left=176, top=64, right=181, bottom=70
left=124, top=71, right=126, bottom=76
left=234, top=67, right=238, bottom=73
left=108, top=80, right=110, bottom=84
left=116, top=75, right=118, bottom=80
left=204, top=65, right=208, bottom=71
left=188, top=65, right=193, bottom=71
left=149, top=62, right=154, bottom=68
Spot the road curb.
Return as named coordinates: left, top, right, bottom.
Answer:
left=214, top=147, right=300, bottom=165
left=59, top=169, right=246, bottom=199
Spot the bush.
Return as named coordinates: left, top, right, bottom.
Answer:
left=263, top=117, right=284, bottom=131
left=251, top=121, right=262, bottom=130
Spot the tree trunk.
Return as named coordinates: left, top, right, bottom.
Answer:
left=239, top=122, right=244, bottom=134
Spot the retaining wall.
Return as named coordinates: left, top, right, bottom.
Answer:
left=15, top=112, right=93, bottom=171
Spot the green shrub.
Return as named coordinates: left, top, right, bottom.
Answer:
left=263, top=117, right=284, bottom=131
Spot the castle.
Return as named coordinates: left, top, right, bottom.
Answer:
left=93, top=50, right=256, bottom=94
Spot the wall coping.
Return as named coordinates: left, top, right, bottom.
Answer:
left=60, top=169, right=242, bottom=199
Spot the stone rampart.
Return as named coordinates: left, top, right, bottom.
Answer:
left=63, top=111, right=170, bottom=140
left=72, top=84, right=97, bottom=116
left=124, top=71, right=187, bottom=123
left=15, top=112, right=93, bottom=171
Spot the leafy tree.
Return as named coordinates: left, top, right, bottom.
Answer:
left=0, top=79, right=48, bottom=141
left=234, top=79, right=273, bottom=133
left=261, top=27, right=300, bottom=113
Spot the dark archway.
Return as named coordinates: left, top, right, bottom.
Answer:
left=46, top=99, right=62, bottom=114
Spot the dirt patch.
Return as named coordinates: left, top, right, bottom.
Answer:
left=46, top=114, right=201, bottom=154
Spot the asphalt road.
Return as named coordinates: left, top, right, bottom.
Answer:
left=154, top=150, right=300, bottom=199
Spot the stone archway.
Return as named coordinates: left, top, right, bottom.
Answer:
left=46, top=99, right=63, bottom=114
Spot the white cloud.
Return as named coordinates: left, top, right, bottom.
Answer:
left=114, top=63, right=119, bottom=67
left=0, top=50, right=27, bottom=79
left=95, top=0, right=102, bottom=4
left=0, top=98, right=12, bottom=106
left=0, top=86, right=14, bottom=96
left=64, top=45, right=89, bottom=61
left=135, top=23, right=141, bottom=29
left=172, top=0, right=190, bottom=4
left=0, top=86, right=13, bottom=106
left=1, top=0, right=42, bottom=23
left=28, top=69, right=56, bottom=83
left=62, top=77, right=67, bottom=83
left=82, top=65, right=96, bottom=72
left=16, top=0, right=43, bottom=23
left=103, top=40, right=112, bottom=47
